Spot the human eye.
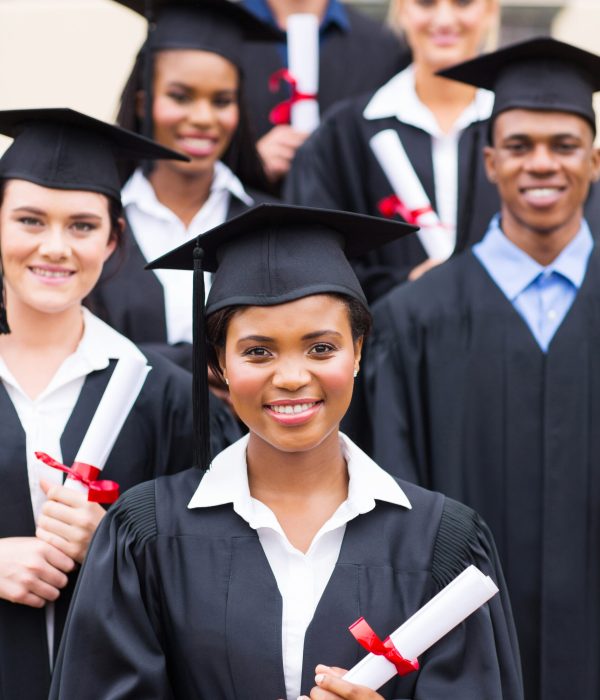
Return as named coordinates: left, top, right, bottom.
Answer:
left=308, top=342, right=337, bottom=356
left=213, top=93, right=237, bottom=109
left=503, top=140, right=529, bottom=155
left=17, top=215, right=43, bottom=227
left=167, top=89, right=191, bottom=104
left=553, top=140, right=580, bottom=154
left=71, top=221, right=98, bottom=233
left=242, top=346, right=273, bottom=359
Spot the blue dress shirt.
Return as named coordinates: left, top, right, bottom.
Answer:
left=242, top=0, right=350, bottom=65
left=473, top=215, right=594, bottom=352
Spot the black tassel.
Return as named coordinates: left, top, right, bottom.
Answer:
left=0, top=272, right=10, bottom=335
left=193, top=243, right=211, bottom=471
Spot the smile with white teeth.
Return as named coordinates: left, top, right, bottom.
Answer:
left=268, top=402, right=317, bottom=414
left=523, top=187, right=562, bottom=199
left=180, top=137, right=215, bottom=148
left=30, top=267, right=73, bottom=278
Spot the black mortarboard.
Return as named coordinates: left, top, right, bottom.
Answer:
left=0, top=107, right=187, bottom=335
left=0, top=108, right=188, bottom=200
left=439, top=37, right=600, bottom=133
left=115, top=0, right=281, bottom=137
left=148, top=203, right=417, bottom=470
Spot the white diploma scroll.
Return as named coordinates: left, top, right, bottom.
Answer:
left=64, top=355, right=150, bottom=494
left=343, top=565, right=499, bottom=690
left=287, top=13, right=320, bottom=132
left=370, top=129, right=455, bottom=261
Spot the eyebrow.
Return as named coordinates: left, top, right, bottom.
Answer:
left=11, top=206, right=102, bottom=220
left=236, top=330, right=343, bottom=344
left=503, top=132, right=582, bottom=141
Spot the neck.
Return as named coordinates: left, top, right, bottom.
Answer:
left=148, top=162, right=214, bottom=227
left=413, top=63, right=478, bottom=134
left=500, top=208, right=584, bottom=266
left=246, top=429, right=347, bottom=501
left=1, top=295, right=83, bottom=351
left=267, top=0, right=328, bottom=28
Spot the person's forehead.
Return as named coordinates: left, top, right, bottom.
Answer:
left=493, top=108, right=594, bottom=139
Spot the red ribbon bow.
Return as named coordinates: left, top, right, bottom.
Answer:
left=268, top=68, right=317, bottom=125
left=349, top=617, right=419, bottom=677
left=35, top=452, right=120, bottom=504
left=378, top=195, right=434, bottom=225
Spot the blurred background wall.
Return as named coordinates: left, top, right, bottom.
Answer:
left=0, top=0, right=598, bottom=154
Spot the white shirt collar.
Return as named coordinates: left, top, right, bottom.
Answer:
left=0, top=308, right=146, bottom=400
left=363, top=64, right=495, bottom=138
left=121, top=160, right=254, bottom=221
left=188, top=432, right=411, bottom=528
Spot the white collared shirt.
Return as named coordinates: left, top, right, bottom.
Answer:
left=364, top=65, right=494, bottom=246
left=122, top=162, right=254, bottom=345
left=0, top=308, right=146, bottom=664
left=189, top=433, right=411, bottom=700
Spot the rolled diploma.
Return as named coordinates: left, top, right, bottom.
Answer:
left=64, top=355, right=150, bottom=494
left=343, top=565, right=499, bottom=690
left=370, top=129, right=454, bottom=261
left=287, top=13, right=320, bottom=132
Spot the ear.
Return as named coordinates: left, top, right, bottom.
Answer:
left=483, top=145, right=498, bottom=184
left=104, top=217, right=124, bottom=262
left=217, top=347, right=227, bottom=379
left=590, top=146, right=600, bottom=183
left=353, top=335, right=364, bottom=367
left=135, top=90, right=146, bottom=121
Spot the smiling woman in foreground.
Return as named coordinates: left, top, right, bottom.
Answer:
left=50, top=205, right=523, bottom=700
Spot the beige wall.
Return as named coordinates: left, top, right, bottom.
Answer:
left=0, top=0, right=146, bottom=153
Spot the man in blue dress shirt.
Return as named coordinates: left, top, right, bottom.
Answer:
left=240, top=0, right=408, bottom=184
left=365, top=39, right=600, bottom=700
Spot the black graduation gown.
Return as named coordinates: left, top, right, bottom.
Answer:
left=284, top=95, right=600, bottom=303
left=240, top=7, right=409, bottom=141
left=0, top=349, right=240, bottom=700
left=50, top=466, right=523, bottom=700
left=366, top=247, right=600, bottom=700
left=86, top=189, right=274, bottom=371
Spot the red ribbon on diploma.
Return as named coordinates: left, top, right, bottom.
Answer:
left=34, top=452, right=120, bottom=504
left=349, top=617, right=420, bottom=677
left=378, top=195, right=434, bottom=226
left=268, top=68, right=317, bottom=125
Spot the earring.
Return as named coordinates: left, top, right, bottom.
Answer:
left=224, top=377, right=229, bottom=386
left=353, top=368, right=359, bottom=378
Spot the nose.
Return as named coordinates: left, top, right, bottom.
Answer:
left=525, top=144, right=559, bottom=176
left=38, top=226, right=71, bottom=260
left=188, top=98, right=215, bottom=128
left=431, top=0, right=455, bottom=26
left=272, top=356, right=311, bottom=392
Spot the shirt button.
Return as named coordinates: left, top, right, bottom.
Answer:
left=547, top=309, right=557, bottom=320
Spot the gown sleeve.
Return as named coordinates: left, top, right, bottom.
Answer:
left=397, top=498, right=524, bottom=700
left=378, top=497, right=523, bottom=700
left=364, top=293, right=427, bottom=483
left=49, top=481, right=175, bottom=700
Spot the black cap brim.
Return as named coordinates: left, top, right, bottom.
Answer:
left=147, top=203, right=418, bottom=273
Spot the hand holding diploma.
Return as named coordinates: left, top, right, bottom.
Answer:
left=36, top=479, right=106, bottom=564
left=34, top=355, right=150, bottom=562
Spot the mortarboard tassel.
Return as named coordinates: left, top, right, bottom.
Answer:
left=0, top=270, right=10, bottom=334
left=193, top=242, right=211, bottom=471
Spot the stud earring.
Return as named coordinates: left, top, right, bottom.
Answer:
left=224, top=377, right=229, bottom=386
left=353, top=369, right=359, bottom=378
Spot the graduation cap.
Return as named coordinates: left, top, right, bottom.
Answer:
left=438, top=37, right=600, bottom=133
left=147, top=203, right=417, bottom=470
left=0, top=108, right=188, bottom=200
left=0, top=107, right=188, bottom=335
left=114, top=0, right=281, bottom=137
